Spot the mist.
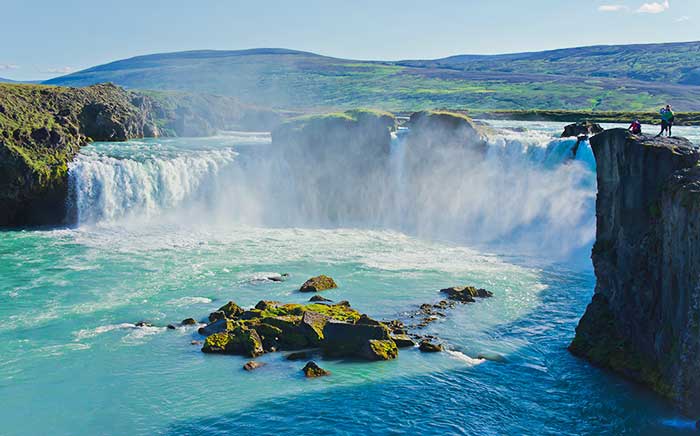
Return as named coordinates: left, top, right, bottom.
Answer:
left=66, top=121, right=597, bottom=260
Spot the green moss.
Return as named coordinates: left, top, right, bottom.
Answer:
left=304, top=303, right=360, bottom=322
left=366, top=339, right=399, bottom=361
left=201, top=332, right=231, bottom=353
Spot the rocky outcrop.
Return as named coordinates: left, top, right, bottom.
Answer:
left=0, top=83, right=162, bottom=226
left=0, top=83, right=284, bottom=227
left=561, top=121, right=604, bottom=138
left=570, top=128, right=700, bottom=415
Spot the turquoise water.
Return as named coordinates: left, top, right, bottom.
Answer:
left=1, top=122, right=698, bottom=435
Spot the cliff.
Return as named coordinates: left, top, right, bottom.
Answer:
left=0, top=83, right=285, bottom=227
left=570, top=128, right=700, bottom=415
left=0, top=83, right=161, bottom=226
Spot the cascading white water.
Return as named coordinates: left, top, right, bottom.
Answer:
left=67, top=146, right=238, bottom=225
left=66, top=125, right=597, bottom=258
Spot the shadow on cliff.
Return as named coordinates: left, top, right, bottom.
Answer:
left=162, top=270, right=687, bottom=436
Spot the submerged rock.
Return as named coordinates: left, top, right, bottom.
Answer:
left=286, top=351, right=313, bottom=361
left=302, top=361, right=330, bottom=378
left=134, top=321, right=153, bottom=328
left=299, top=275, right=338, bottom=292
left=440, top=286, right=493, bottom=303
left=181, top=318, right=197, bottom=326
left=198, top=318, right=236, bottom=336
left=267, top=273, right=290, bottom=282
left=243, top=361, right=266, bottom=371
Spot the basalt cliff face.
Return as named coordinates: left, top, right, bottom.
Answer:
left=570, top=128, right=700, bottom=415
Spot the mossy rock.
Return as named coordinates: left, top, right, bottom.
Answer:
left=217, top=301, right=245, bottom=318
left=302, top=361, right=330, bottom=378
left=299, top=275, right=337, bottom=292
left=361, top=339, right=399, bottom=361
left=391, top=334, right=416, bottom=348
left=201, top=332, right=232, bottom=353
left=198, top=318, right=237, bottom=336
left=299, top=311, right=330, bottom=346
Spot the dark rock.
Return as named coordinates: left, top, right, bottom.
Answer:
left=322, top=320, right=392, bottom=359
left=254, top=300, right=280, bottom=311
left=309, top=295, right=333, bottom=302
left=299, top=311, right=330, bottom=346
left=391, top=334, right=416, bottom=348
left=440, top=286, right=492, bottom=303
left=299, top=275, right=337, bottom=292
left=571, top=129, right=700, bottom=415
left=360, top=339, right=399, bottom=361
left=267, top=273, right=290, bottom=282
left=201, top=326, right=263, bottom=357
left=181, top=318, right=197, bottom=326
left=243, top=361, right=266, bottom=371
left=134, top=321, right=152, bottom=327
left=217, top=301, right=245, bottom=318
left=356, top=314, right=382, bottom=326
left=419, top=340, right=443, bottom=353
left=302, top=361, right=330, bottom=377
left=286, top=351, right=313, bottom=361
left=208, top=310, right=226, bottom=323
left=198, top=318, right=236, bottom=336
left=335, top=300, right=351, bottom=307
left=561, top=121, right=604, bottom=138
left=166, top=324, right=177, bottom=330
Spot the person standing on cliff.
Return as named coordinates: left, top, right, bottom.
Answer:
left=657, top=105, right=674, bottom=137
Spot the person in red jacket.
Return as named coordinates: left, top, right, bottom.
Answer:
left=628, top=119, right=642, bottom=135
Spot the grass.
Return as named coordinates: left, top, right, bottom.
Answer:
left=43, top=45, right=700, bottom=112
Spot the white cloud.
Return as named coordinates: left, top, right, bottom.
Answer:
left=676, top=15, right=690, bottom=22
left=637, top=0, right=670, bottom=13
left=599, top=4, right=628, bottom=12
left=42, top=66, right=75, bottom=74
left=0, top=64, right=19, bottom=70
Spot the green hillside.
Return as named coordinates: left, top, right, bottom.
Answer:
left=44, top=44, right=700, bottom=112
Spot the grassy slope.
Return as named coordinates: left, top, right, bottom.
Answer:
left=43, top=44, right=700, bottom=112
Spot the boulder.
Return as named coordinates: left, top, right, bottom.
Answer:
left=322, top=320, right=392, bottom=359
left=181, top=318, right=197, bottom=325
left=134, top=321, right=153, bottom=327
left=254, top=300, right=280, bottom=311
left=299, top=311, right=330, bottom=346
left=302, top=361, right=330, bottom=377
left=243, top=361, right=266, bottom=371
left=208, top=310, right=227, bottom=323
left=262, top=315, right=308, bottom=350
left=217, top=301, right=245, bottom=318
left=360, top=339, right=399, bottom=361
left=299, top=275, right=337, bottom=292
left=356, top=314, right=382, bottom=326
left=440, top=286, right=493, bottom=303
left=201, top=326, right=263, bottom=357
left=391, top=334, right=416, bottom=348
left=309, top=295, right=333, bottom=302
left=419, top=340, right=443, bottom=353
left=267, top=273, right=290, bottom=282
left=198, top=318, right=236, bottom=336
left=561, top=121, right=603, bottom=138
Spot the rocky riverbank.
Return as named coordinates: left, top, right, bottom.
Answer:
left=570, top=128, right=700, bottom=415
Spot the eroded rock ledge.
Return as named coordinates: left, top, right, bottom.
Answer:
left=570, top=128, right=700, bottom=415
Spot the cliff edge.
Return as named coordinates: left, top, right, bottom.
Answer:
left=570, top=128, right=700, bottom=415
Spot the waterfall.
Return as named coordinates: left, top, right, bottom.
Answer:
left=66, top=127, right=597, bottom=257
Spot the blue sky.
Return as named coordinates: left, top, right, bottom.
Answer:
left=1, top=0, right=698, bottom=80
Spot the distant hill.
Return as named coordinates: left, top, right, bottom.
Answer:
left=0, top=77, right=19, bottom=83
left=44, top=43, right=700, bottom=111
